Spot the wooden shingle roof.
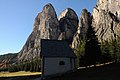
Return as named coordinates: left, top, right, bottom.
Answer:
left=41, top=39, right=76, bottom=58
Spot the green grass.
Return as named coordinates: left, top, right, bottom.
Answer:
left=46, top=62, right=120, bottom=80
left=0, top=71, right=41, bottom=77
left=0, top=71, right=41, bottom=80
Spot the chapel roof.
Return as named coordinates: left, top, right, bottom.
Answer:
left=41, top=39, right=76, bottom=58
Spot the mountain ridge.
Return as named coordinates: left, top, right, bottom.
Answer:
left=0, top=0, right=120, bottom=69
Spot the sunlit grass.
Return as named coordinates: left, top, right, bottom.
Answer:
left=0, top=71, right=41, bottom=77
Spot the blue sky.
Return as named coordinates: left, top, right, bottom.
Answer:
left=0, top=0, right=97, bottom=55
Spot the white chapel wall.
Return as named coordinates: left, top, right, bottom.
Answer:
left=43, top=57, right=74, bottom=76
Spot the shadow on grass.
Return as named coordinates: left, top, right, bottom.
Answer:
left=46, top=62, right=120, bottom=80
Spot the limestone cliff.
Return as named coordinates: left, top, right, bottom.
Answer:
left=92, top=0, right=120, bottom=41
left=58, top=8, right=78, bottom=44
left=72, top=9, right=91, bottom=48
left=72, top=0, right=120, bottom=48
left=18, top=3, right=60, bottom=61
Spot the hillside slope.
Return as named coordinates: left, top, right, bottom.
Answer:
left=0, top=53, right=18, bottom=69
left=46, top=62, right=120, bottom=80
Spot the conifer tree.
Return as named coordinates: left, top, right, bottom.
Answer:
left=101, top=41, right=113, bottom=63
left=85, top=25, right=101, bottom=66
left=112, top=36, right=120, bottom=62
left=74, top=40, right=86, bottom=67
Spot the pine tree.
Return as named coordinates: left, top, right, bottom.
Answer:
left=112, top=36, right=120, bottom=62
left=74, top=40, right=86, bottom=67
left=24, top=62, right=30, bottom=71
left=101, top=41, right=113, bottom=63
left=85, top=25, right=101, bottom=66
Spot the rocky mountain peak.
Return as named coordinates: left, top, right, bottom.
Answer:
left=39, top=3, right=60, bottom=39
left=58, top=8, right=78, bottom=20
left=72, top=9, right=91, bottom=48
left=41, top=3, right=57, bottom=20
left=58, top=8, right=78, bottom=43
left=33, top=3, right=55, bottom=30
left=18, top=3, right=60, bottom=61
left=79, top=9, right=91, bottom=39
left=43, top=3, right=53, bottom=10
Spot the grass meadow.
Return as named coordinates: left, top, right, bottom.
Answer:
left=0, top=71, right=41, bottom=80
